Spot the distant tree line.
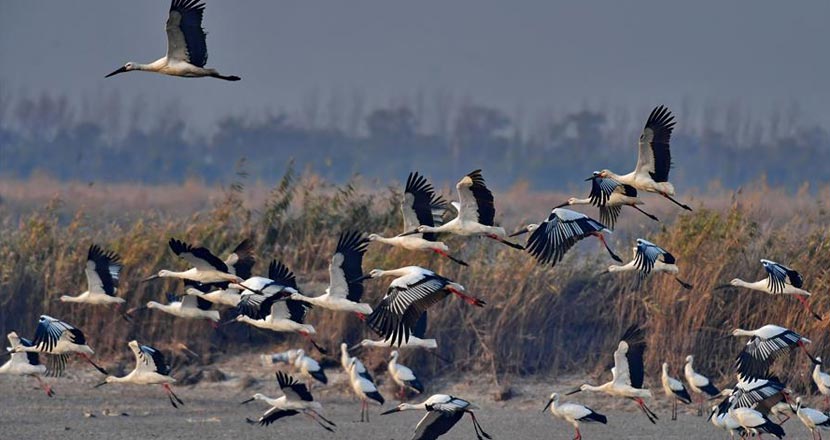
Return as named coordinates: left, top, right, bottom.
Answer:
left=0, top=88, right=827, bottom=190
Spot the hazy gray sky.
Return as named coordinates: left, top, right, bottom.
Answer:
left=1, top=1, right=828, bottom=131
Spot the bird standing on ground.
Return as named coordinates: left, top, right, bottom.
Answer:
left=511, top=208, right=622, bottom=268
left=388, top=350, right=425, bottom=399
left=543, top=392, right=607, bottom=440
left=814, top=358, right=830, bottom=410
left=684, top=355, right=721, bottom=415
left=347, top=357, right=385, bottom=422
left=0, top=332, right=54, bottom=397
left=369, top=172, right=467, bottom=266
left=381, top=394, right=491, bottom=440
left=106, top=0, right=241, bottom=81
left=661, top=362, right=691, bottom=421
left=795, top=396, right=830, bottom=440
left=95, top=341, right=182, bottom=408
left=595, top=105, right=693, bottom=210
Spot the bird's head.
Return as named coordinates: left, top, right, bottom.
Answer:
left=706, top=405, right=718, bottom=421
left=542, top=392, right=560, bottom=412
left=146, top=301, right=161, bottom=310
left=817, top=356, right=824, bottom=364
left=127, top=340, right=139, bottom=350
left=597, top=169, right=610, bottom=178
left=662, top=362, right=669, bottom=373
left=240, top=393, right=267, bottom=405
left=94, top=376, right=117, bottom=387
left=349, top=269, right=381, bottom=283
left=367, top=234, right=381, bottom=241
left=389, top=350, right=399, bottom=360
left=105, top=62, right=136, bottom=78
left=381, top=403, right=418, bottom=415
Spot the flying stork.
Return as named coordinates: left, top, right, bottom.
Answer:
left=1, top=332, right=54, bottom=397
left=369, top=172, right=467, bottom=266
left=346, top=357, right=385, bottom=422
left=290, top=231, right=374, bottom=318
left=732, top=324, right=819, bottom=381
left=400, top=169, right=523, bottom=250
left=145, top=238, right=253, bottom=284
left=510, top=208, right=622, bottom=267
left=388, top=350, right=425, bottom=399
left=813, top=357, right=830, bottom=410
left=684, top=355, right=721, bottom=415
left=234, top=299, right=324, bottom=353
left=381, top=394, right=492, bottom=440
left=595, top=105, right=693, bottom=211
left=606, top=239, right=693, bottom=289
left=11, top=315, right=107, bottom=377
left=358, top=266, right=485, bottom=347
left=59, top=245, right=127, bottom=313
left=95, top=341, right=183, bottom=408
left=661, top=362, right=691, bottom=421
left=542, top=392, right=607, bottom=440
left=106, top=0, right=240, bottom=81
left=710, top=377, right=787, bottom=437
left=795, top=397, right=830, bottom=439
left=715, top=259, right=821, bottom=320
left=351, top=313, right=439, bottom=351
left=556, top=172, right=659, bottom=229
left=242, top=371, right=336, bottom=431
left=139, top=292, right=220, bottom=324
left=566, top=325, right=658, bottom=424
left=230, top=260, right=299, bottom=319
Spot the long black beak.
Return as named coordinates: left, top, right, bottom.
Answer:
left=380, top=408, right=401, bottom=415
left=553, top=201, right=570, bottom=209
left=349, top=274, right=372, bottom=284
left=706, top=409, right=715, bottom=422
left=542, top=398, right=553, bottom=413
left=94, top=381, right=107, bottom=388
left=347, top=344, right=361, bottom=352
left=105, top=66, right=127, bottom=78
left=398, top=230, right=420, bottom=237
left=564, top=387, right=582, bottom=396
left=240, top=397, right=255, bottom=405
left=584, top=176, right=594, bottom=181
left=142, top=274, right=159, bottom=282
left=508, top=227, right=529, bottom=238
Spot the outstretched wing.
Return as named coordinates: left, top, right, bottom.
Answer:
left=134, top=344, right=171, bottom=376
left=32, top=316, right=80, bottom=352
left=268, top=260, right=298, bottom=290
left=456, top=169, right=495, bottom=226
left=276, top=371, right=314, bottom=402
left=588, top=175, right=622, bottom=208
left=165, top=0, right=208, bottom=67
left=763, top=260, right=803, bottom=293
left=635, top=105, right=675, bottom=182
left=366, top=277, right=449, bottom=347
left=402, top=172, right=447, bottom=240
left=328, top=231, right=369, bottom=302
left=525, top=209, right=608, bottom=267
left=736, top=331, right=801, bottom=381
left=225, top=239, right=255, bottom=280
left=85, top=244, right=122, bottom=296
left=168, top=238, right=228, bottom=272
left=633, top=239, right=672, bottom=276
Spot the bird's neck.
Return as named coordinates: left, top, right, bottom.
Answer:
left=570, top=197, right=592, bottom=206
left=371, top=235, right=397, bottom=245
left=732, top=329, right=754, bottom=337
left=378, top=268, right=411, bottom=278
left=60, top=293, right=85, bottom=303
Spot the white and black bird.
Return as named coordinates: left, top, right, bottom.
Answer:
left=340, top=343, right=374, bottom=382
left=95, top=341, right=182, bottom=408
left=795, top=397, right=830, bottom=439
left=567, top=325, right=657, bottom=424
left=106, top=0, right=240, bottom=81
left=709, top=377, right=787, bottom=436
left=182, top=241, right=256, bottom=307
left=1, top=332, right=54, bottom=397
left=683, top=355, right=721, bottom=415
left=813, top=357, right=830, bottom=410
left=401, top=169, right=523, bottom=250
left=140, top=292, right=220, bottom=324
left=360, top=266, right=485, bottom=347
left=556, top=172, right=659, bottom=229
left=596, top=105, right=693, bottom=211
left=728, top=400, right=786, bottom=438
left=351, top=313, right=439, bottom=351
left=381, top=394, right=491, bottom=440
left=12, top=315, right=107, bottom=376
left=510, top=208, right=622, bottom=267
left=716, top=259, right=821, bottom=320
left=59, top=245, right=126, bottom=310
left=231, top=260, right=299, bottom=320
left=732, top=325, right=819, bottom=381
left=388, top=350, right=425, bottom=399
left=607, top=239, right=692, bottom=289
left=290, top=231, right=374, bottom=317
left=369, top=172, right=467, bottom=266
left=235, top=299, right=323, bottom=353
left=543, top=392, right=607, bottom=440
left=242, top=371, right=336, bottom=431
left=289, top=349, right=327, bottom=386
left=347, top=357, right=385, bottom=422
left=146, top=238, right=252, bottom=284
left=708, top=400, right=746, bottom=438
left=661, top=362, right=691, bottom=421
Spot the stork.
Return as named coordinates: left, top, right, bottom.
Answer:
left=1, top=332, right=54, bottom=397
left=231, top=260, right=300, bottom=319
left=106, top=0, right=240, bottom=81
left=708, top=401, right=745, bottom=438
left=381, top=394, right=491, bottom=440
left=814, top=357, right=830, bottom=410
left=183, top=279, right=241, bottom=308
left=11, top=315, right=107, bottom=377
left=242, top=371, right=336, bottom=431
left=288, top=349, right=327, bottom=386
left=59, top=245, right=126, bottom=311
left=566, top=325, right=657, bottom=424
left=543, top=392, right=607, bottom=440
left=340, top=343, right=373, bottom=382
left=140, top=293, right=220, bottom=324
left=290, top=231, right=374, bottom=318
left=145, top=238, right=252, bottom=284
left=182, top=241, right=255, bottom=307
left=358, top=266, right=485, bottom=347
left=556, top=172, right=659, bottom=229
left=400, top=169, right=523, bottom=250
left=596, top=105, right=693, bottom=210
left=346, top=357, right=385, bottom=422
left=715, top=259, right=822, bottom=320
left=388, top=350, right=425, bottom=399
left=95, top=341, right=183, bottom=408
left=369, top=172, right=467, bottom=266
left=684, top=355, right=721, bottom=415
left=710, top=377, right=787, bottom=437
left=351, top=313, right=439, bottom=351
left=728, top=403, right=786, bottom=438
left=234, top=299, right=324, bottom=353
left=795, top=397, right=830, bottom=440
left=607, top=239, right=692, bottom=289
left=661, top=362, right=691, bottom=421
left=732, top=324, right=819, bottom=381
left=510, top=208, right=622, bottom=267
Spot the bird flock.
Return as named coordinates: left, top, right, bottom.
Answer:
left=1, top=1, right=827, bottom=439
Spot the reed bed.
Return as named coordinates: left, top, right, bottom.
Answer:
left=1, top=171, right=829, bottom=394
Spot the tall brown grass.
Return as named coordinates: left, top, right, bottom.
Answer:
left=1, top=171, right=829, bottom=394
